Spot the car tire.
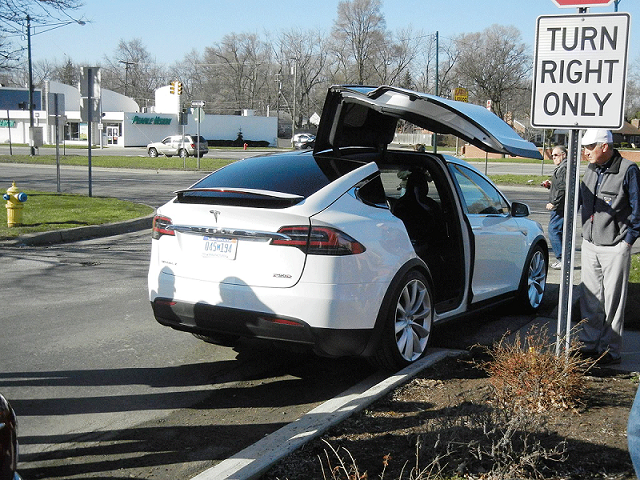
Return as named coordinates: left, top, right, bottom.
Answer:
left=516, top=243, right=547, bottom=312
left=148, top=148, right=158, bottom=158
left=370, top=270, right=433, bottom=370
left=192, top=333, right=239, bottom=347
left=179, top=149, right=188, bottom=158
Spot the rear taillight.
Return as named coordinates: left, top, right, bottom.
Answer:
left=273, top=226, right=365, bottom=255
left=152, top=215, right=175, bottom=239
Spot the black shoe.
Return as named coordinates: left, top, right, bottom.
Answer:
left=579, top=349, right=598, bottom=359
left=596, top=352, right=622, bottom=366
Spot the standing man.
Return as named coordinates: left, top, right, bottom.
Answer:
left=579, top=129, right=640, bottom=365
left=543, top=145, right=567, bottom=270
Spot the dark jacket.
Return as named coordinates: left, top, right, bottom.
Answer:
left=549, top=159, right=567, bottom=215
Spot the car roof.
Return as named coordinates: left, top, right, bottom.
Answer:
left=314, top=85, right=541, bottom=159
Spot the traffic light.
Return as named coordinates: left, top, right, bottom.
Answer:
left=176, top=81, right=183, bottom=95
left=169, top=81, right=175, bottom=94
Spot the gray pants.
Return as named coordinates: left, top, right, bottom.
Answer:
left=579, top=239, right=632, bottom=358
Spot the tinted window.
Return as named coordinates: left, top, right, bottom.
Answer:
left=179, top=153, right=364, bottom=207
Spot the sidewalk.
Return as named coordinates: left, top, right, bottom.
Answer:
left=539, top=264, right=640, bottom=374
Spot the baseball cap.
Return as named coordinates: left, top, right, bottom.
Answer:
left=582, top=128, right=613, bottom=145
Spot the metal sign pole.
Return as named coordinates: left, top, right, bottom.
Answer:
left=6, top=110, right=12, bottom=155
left=88, top=68, right=93, bottom=197
left=556, top=129, right=581, bottom=357
left=54, top=94, right=60, bottom=193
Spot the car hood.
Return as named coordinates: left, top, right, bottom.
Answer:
left=314, top=85, right=541, bottom=159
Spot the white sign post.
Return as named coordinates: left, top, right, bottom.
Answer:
left=531, top=12, right=630, bottom=357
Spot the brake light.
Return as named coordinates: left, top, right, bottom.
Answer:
left=152, top=215, right=175, bottom=239
left=273, top=226, right=365, bottom=255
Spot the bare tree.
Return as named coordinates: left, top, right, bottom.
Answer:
left=101, top=38, right=166, bottom=108
left=625, top=54, right=640, bottom=121
left=277, top=28, right=328, bottom=129
left=330, top=0, right=386, bottom=85
left=371, top=26, right=418, bottom=85
left=202, top=33, right=271, bottom=115
left=0, top=0, right=83, bottom=68
left=453, top=24, right=531, bottom=120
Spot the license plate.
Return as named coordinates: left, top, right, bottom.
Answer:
left=202, top=237, right=237, bottom=260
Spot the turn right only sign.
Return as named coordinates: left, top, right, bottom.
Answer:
left=531, top=12, right=631, bottom=129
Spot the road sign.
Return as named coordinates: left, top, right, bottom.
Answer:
left=193, top=107, right=205, bottom=123
left=453, top=87, right=468, bottom=102
left=551, top=0, right=615, bottom=7
left=530, top=13, right=630, bottom=129
left=191, top=100, right=205, bottom=107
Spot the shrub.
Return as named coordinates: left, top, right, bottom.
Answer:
left=476, top=323, right=593, bottom=412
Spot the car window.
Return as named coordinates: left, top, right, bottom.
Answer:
left=449, top=164, right=509, bottom=215
left=180, top=154, right=364, bottom=207
left=162, top=137, right=171, bottom=145
left=379, top=169, right=440, bottom=205
left=356, top=174, right=388, bottom=208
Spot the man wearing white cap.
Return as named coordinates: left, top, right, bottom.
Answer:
left=579, top=128, right=640, bottom=365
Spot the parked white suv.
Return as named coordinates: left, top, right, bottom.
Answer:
left=147, top=135, right=208, bottom=158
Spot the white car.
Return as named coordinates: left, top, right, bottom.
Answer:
left=147, top=135, right=208, bottom=158
left=148, top=85, right=548, bottom=370
left=292, top=133, right=316, bottom=149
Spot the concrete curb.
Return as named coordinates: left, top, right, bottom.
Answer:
left=1, top=214, right=154, bottom=246
left=191, top=349, right=466, bottom=480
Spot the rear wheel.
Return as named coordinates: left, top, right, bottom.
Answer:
left=148, top=147, right=158, bottom=158
left=517, top=244, right=547, bottom=312
left=371, top=270, right=433, bottom=370
left=179, top=149, right=188, bottom=158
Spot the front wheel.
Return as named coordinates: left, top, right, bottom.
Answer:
left=148, top=147, right=158, bottom=158
left=516, top=244, right=547, bottom=312
left=370, top=270, right=433, bottom=370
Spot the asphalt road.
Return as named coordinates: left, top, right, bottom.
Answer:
left=0, top=161, right=557, bottom=479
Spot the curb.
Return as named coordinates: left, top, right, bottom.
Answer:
left=0, top=214, right=154, bottom=246
left=191, top=349, right=466, bottom=480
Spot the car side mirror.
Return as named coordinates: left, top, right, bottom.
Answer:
left=511, top=201, right=530, bottom=217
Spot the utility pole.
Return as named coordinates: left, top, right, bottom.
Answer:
left=26, top=15, right=35, bottom=156
left=119, top=60, right=134, bottom=97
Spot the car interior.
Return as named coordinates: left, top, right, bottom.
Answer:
left=377, top=152, right=466, bottom=312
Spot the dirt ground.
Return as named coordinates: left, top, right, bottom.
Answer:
left=261, top=349, right=639, bottom=480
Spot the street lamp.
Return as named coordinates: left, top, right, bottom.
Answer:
left=25, top=14, right=86, bottom=155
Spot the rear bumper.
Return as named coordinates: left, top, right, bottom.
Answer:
left=151, top=298, right=373, bottom=357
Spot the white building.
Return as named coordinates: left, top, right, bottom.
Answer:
left=0, top=81, right=278, bottom=148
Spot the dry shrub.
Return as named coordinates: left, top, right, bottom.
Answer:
left=477, top=323, right=593, bottom=412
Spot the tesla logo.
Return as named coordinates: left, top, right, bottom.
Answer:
left=273, top=273, right=292, bottom=278
left=209, top=210, right=221, bottom=222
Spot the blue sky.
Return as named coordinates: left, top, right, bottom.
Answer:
left=28, top=0, right=639, bottom=66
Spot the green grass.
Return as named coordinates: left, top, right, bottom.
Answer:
left=488, top=174, right=549, bottom=186
left=0, top=190, right=153, bottom=239
left=630, top=254, right=640, bottom=283
left=0, top=154, right=235, bottom=171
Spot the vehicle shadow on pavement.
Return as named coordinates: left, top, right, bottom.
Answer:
left=10, top=339, right=376, bottom=479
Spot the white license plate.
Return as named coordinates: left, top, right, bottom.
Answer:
left=202, top=237, right=237, bottom=260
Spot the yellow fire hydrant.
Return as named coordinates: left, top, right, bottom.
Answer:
left=4, top=182, right=28, bottom=227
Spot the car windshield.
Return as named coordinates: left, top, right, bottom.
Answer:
left=178, top=153, right=364, bottom=207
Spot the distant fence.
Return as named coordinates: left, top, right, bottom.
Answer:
left=392, top=133, right=432, bottom=147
